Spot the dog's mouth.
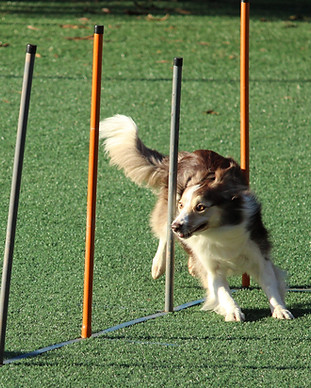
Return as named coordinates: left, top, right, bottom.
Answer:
left=173, top=222, right=209, bottom=239
left=174, top=230, right=191, bottom=239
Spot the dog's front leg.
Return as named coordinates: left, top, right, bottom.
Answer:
left=257, top=260, right=294, bottom=320
left=151, top=237, right=167, bottom=279
left=202, top=271, right=245, bottom=322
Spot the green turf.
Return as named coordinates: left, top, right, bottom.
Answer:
left=0, top=1, right=310, bottom=386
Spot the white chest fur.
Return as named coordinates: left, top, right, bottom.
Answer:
left=185, top=224, right=251, bottom=274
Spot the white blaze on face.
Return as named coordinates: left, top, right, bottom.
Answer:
left=172, top=184, right=222, bottom=238
left=173, top=185, right=211, bottom=236
left=175, top=185, right=201, bottom=224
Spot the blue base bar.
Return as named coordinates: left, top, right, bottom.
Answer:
left=3, top=287, right=308, bottom=366
left=2, top=298, right=204, bottom=365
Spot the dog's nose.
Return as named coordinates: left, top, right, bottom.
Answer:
left=171, top=222, right=181, bottom=232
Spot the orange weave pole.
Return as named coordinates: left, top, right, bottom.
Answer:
left=82, top=25, right=104, bottom=339
left=240, top=1, right=250, bottom=288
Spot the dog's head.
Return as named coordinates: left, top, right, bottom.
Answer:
left=172, top=163, right=248, bottom=239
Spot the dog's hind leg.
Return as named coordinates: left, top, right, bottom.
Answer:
left=151, top=237, right=167, bottom=279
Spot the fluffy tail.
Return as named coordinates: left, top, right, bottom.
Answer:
left=99, top=115, right=167, bottom=188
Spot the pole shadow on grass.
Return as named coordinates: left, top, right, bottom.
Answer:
left=2, top=0, right=311, bottom=20
left=1, top=74, right=311, bottom=85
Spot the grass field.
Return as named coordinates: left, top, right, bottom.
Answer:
left=0, top=0, right=311, bottom=386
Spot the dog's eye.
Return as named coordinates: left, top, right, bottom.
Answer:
left=178, top=201, right=183, bottom=210
left=195, top=203, right=206, bottom=212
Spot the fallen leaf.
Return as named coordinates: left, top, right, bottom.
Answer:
left=35, top=53, right=41, bottom=58
left=79, top=17, right=89, bottom=23
left=107, top=24, right=121, bottom=29
left=198, top=41, right=209, bottom=46
left=156, top=60, right=169, bottom=63
left=146, top=13, right=170, bottom=22
left=60, top=24, right=89, bottom=29
left=175, top=8, right=191, bottom=15
left=102, top=8, right=111, bottom=14
left=27, top=25, right=39, bottom=31
left=204, top=110, right=219, bottom=115
left=289, top=15, right=304, bottom=21
left=283, top=22, right=297, bottom=28
left=0, top=42, right=9, bottom=47
left=165, top=26, right=176, bottom=31
left=61, top=24, right=78, bottom=29
left=65, top=35, right=94, bottom=41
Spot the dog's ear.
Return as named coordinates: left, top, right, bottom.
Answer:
left=213, top=163, right=248, bottom=200
left=176, top=153, right=204, bottom=195
left=215, top=163, right=247, bottom=186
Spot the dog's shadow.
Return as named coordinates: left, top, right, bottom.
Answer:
left=183, top=285, right=311, bottom=321
left=236, top=285, right=311, bottom=321
left=243, top=304, right=311, bottom=322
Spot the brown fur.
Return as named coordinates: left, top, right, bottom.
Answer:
left=100, top=115, right=294, bottom=321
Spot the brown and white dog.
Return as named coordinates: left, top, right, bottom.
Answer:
left=100, top=115, right=293, bottom=321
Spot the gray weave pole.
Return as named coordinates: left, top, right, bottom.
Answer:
left=0, top=44, right=37, bottom=365
left=165, top=57, right=183, bottom=312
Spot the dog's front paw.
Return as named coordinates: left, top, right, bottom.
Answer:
left=272, top=306, right=294, bottom=320
left=225, top=309, right=245, bottom=322
left=188, top=256, right=198, bottom=278
left=151, top=262, right=165, bottom=280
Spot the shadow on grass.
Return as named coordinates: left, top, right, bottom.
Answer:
left=244, top=306, right=310, bottom=321
left=1, top=0, right=311, bottom=20
left=3, top=350, right=26, bottom=359
left=2, top=73, right=311, bottom=85
left=15, top=357, right=311, bottom=372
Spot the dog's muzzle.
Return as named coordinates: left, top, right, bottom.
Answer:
left=171, top=221, right=208, bottom=239
left=171, top=221, right=192, bottom=239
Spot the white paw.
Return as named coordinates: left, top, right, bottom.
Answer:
left=201, top=299, right=217, bottom=312
left=272, top=306, right=294, bottom=320
left=225, top=309, right=245, bottom=322
left=188, top=256, right=198, bottom=278
left=151, top=261, right=165, bottom=280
